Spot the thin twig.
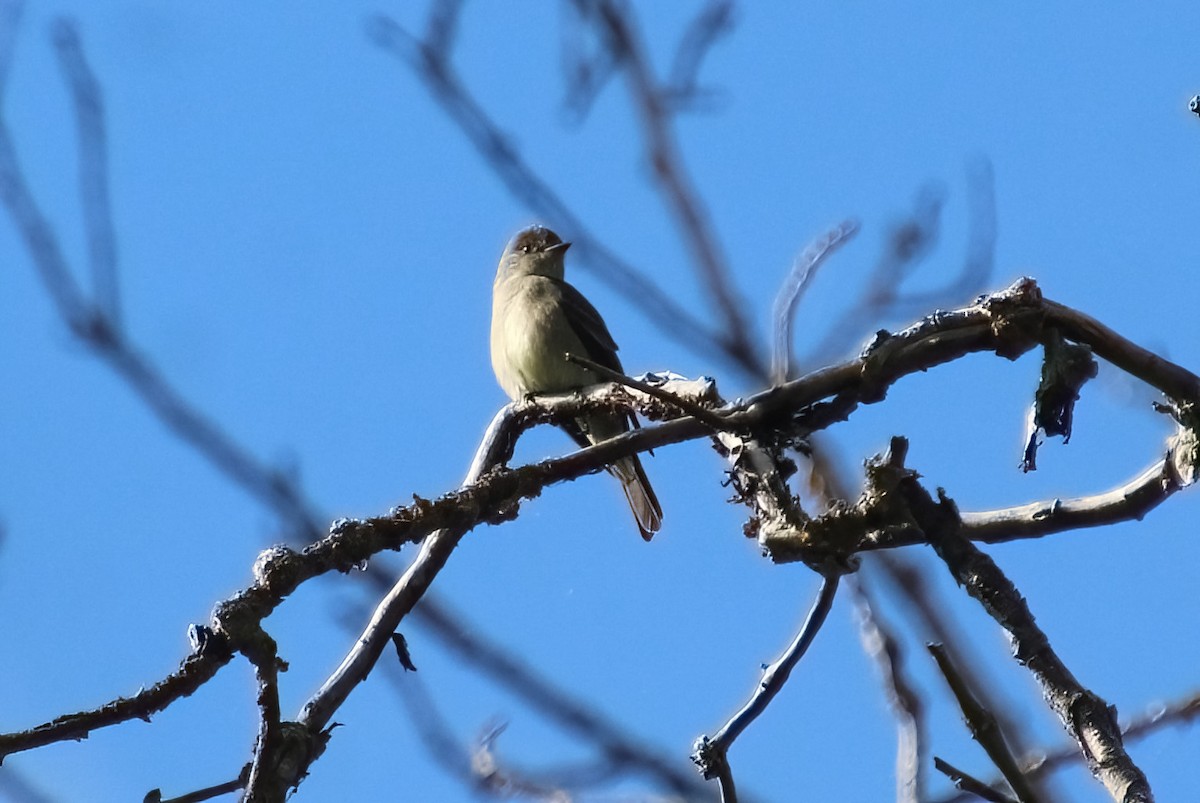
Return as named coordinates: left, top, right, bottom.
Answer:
left=712, top=573, right=840, bottom=747
left=693, top=572, right=840, bottom=787
left=928, top=643, right=1042, bottom=803
left=934, top=757, right=1018, bottom=803
left=877, top=553, right=1050, bottom=799
left=564, top=351, right=731, bottom=431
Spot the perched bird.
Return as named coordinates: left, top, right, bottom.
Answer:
left=490, top=225, right=663, bottom=540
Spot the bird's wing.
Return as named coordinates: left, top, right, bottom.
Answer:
left=548, top=277, right=624, bottom=373
left=546, top=278, right=644, bottom=442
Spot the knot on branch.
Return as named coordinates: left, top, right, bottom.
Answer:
left=474, top=466, right=525, bottom=524
left=713, top=427, right=807, bottom=546
left=763, top=436, right=923, bottom=565
left=857, top=329, right=897, bottom=404
left=315, top=518, right=384, bottom=573
left=1160, top=399, right=1200, bottom=487
left=979, top=276, right=1046, bottom=360
left=689, top=734, right=727, bottom=781
left=252, top=545, right=303, bottom=592
left=254, top=721, right=329, bottom=798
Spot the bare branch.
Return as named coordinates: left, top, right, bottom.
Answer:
left=243, top=640, right=288, bottom=803
left=903, top=454, right=1153, bottom=801
left=928, top=643, right=1043, bottom=803
left=564, top=354, right=731, bottom=431
left=960, top=458, right=1180, bottom=543
left=693, top=573, right=841, bottom=788
left=876, top=553, right=1052, bottom=799
left=0, top=643, right=233, bottom=760
left=1030, top=691, right=1200, bottom=780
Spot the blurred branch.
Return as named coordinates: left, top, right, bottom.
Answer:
left=365, top=11, right=740, bottom=373
left=0, top=18, right=323, bottom=540
left=804, top=161, right=995, bottom=366
left=390, top=669, right=623, bottom=800
left=851, top=575, right=926, bottom=803
left=411, top=595, right=716, bottom=800
left=0, top=765, right=55, bottom=803
left=692, top=573, right=841, bottom=795
left=52, top=18, right=119, bottom=324
left=772, top=219, right=859, bottom=383
left=570, top=0, right=762, bottom=373
left=0, top=0, right=22, bottom=102
left=664, top=0, right=735, bottom=111
left=928, top=643, right=1042, bottom=803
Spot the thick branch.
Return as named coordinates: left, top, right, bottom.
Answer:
left=903, top=458, right=1153, bottom=801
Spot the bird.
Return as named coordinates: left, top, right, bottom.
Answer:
left=490, top=225, right=663, bottom=540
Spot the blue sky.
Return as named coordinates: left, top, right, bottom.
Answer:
left=1, top=2, right=1198, bottom=801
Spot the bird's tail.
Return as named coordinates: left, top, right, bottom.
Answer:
left=613, top=455, right=663, bottom=541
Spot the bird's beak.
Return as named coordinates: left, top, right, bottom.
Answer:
left=548, top=240, right=571, bottom=254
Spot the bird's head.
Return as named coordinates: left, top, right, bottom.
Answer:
left=497, top=225, right=571, bottom=281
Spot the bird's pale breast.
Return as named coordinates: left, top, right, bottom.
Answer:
left=491, top=275, right=596, bottom=400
